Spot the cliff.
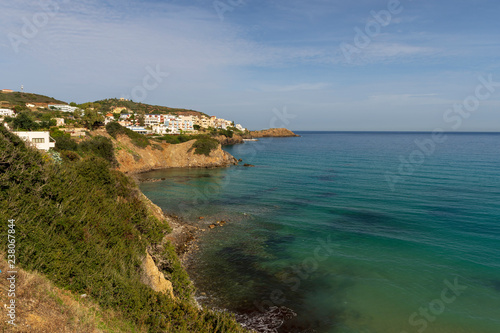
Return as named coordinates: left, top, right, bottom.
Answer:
left=250, top=128, right=299, bottom=138
left=110, top=133, right=238, bottom=174
left=213, top=134, right=244, bottom=145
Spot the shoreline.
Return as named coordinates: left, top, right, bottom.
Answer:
left=137, top=175, right=298, bottom=333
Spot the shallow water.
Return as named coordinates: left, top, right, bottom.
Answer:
left=139, top=132, right=500, bottom=333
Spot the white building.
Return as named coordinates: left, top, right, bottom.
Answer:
left=126, top=126, right=150, bottom=135
left=235, top=124, right=246, bottom=132
left=13, top=131, right=55, bottom=151
left=145, top=114, right=163, bottom=126
left=0, top=109, right=15, bottom=118
left=164, top=115, right=194, bottom=134
left=48, top=104, right=79, bottom=113
left=151, top=124, right=169, bottom=135
left=54, top=118, right=65, bottom=126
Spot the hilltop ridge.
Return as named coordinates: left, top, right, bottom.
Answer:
left=0, top=91, right=66, bottom=106
left=0, top=92, right=208, bottom=117
left=89, top=98, right=209, bottom=117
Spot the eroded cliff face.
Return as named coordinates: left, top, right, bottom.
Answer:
left=250, top=128, right=299, bottom=138
left=112, top=134, right=238, bottom=174
left=141, top=252, right=175, bottom=299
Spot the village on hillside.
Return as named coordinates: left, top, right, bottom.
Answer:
left=0, top=90, right=247, bottom=151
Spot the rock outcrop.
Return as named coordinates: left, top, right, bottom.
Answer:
left=141, top=252, right=175, bottom=299
left=250, top=128, right=299, bottom=138
left=212, top=134, right=244, bottom=145
left=112, top=134, right=238, bottom=174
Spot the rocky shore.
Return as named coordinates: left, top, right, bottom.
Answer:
left=119, top=127, right=299, bottom=332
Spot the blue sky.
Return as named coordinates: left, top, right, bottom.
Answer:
left=1, top=0, right=499, bottom=130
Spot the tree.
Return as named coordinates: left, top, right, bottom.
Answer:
left=193, top=124, right=201, bottom=131
left=11, top=112, right=39, bottom=131
left=73, top=109, right=82, bottom=119
left=13, top=105, right=26, bottom=113
left=82, top=109, right=104, bottom=130
left=137, top=113, right=145, bottom=126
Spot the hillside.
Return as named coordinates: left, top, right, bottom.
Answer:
left=91, top=98, right=208, bottom=117
left=0, top=91, right=67, bottom=106
left=0, top=255, right=141, bottom=332
left=0, top=125, right=247, bottom=332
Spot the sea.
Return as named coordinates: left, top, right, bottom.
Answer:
left=138, top=132, right=500, bottom=333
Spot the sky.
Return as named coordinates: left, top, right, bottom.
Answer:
left=0, top=0, right=499, bottom=131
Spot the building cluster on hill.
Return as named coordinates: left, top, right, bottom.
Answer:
left=108, top=111, right=246, bottom=135
left=1, top=92, right=248, bottom=151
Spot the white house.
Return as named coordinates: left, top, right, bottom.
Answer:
left=151, top=124, right=169, bottom=135
left=0, top=109, right=15, bottom=118
left=53, top=118, right=65, bottom=126
left=126, top=126, right=150, bottom=135
left=48, top=104, right=79, bottom=113
left=13, top=131, right=56, bottom=151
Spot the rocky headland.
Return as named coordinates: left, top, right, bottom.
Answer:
left=250, top=128, right=299, bottom=138
left=95, top=130, right=239, bottom=174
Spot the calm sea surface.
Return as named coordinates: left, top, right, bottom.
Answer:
left=139, top=132, right=500, bottom=333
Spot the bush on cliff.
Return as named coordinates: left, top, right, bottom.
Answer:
left=0, top=125, right=247, bottom=333
left=106, top=122, right=150, bottom=148
left=159, top=133, right=196, bottom=144
left=190, top=137, right=219, bottom=156
left=79, top=135, right=117, bottom=166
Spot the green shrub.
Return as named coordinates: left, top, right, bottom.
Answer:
left=105, top=122, right=127, bottom=138
left=189, top=137, right=219, bottom=156
left=160, top=134, right=193, bottom=144
left=218, top=129, right=234, bottom=138
left=79, top=136, right=117, bottom=166
left=56, top=135, right=78, bottom=151
left=50, top=129, right=78, bottom=152
left=60, top=150, right=80, bottom=162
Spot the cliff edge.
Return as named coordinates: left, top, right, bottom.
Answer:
left=111, top=133, right=238, bottom=174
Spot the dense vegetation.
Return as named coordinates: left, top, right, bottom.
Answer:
left=189, top=137, right=220, bottom=156
left=158, top=133, right=220, bottom=156
left=4, top=112, right=56, bottom=131
left=0, top=126, right=246, bottom=332
left=50, top=129, right=117, bottom=165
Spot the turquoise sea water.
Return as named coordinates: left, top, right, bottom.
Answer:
left=139, top=132, right=500, bottom=333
